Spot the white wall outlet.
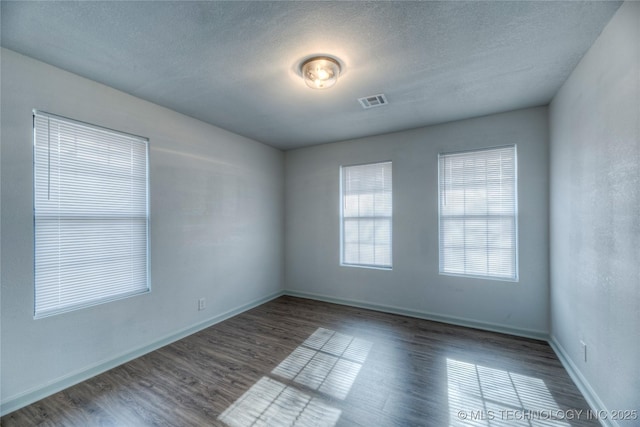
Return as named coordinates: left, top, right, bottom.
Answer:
left=580, top=340, right=587, bottom=362
left=198, top=297, right=206, bottom=311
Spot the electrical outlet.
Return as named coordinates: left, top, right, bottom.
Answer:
left=198, top=297, right=206, bottom=311
left=580, top=340, right=587, bottom=362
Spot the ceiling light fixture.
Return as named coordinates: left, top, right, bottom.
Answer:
left=300, top=56, right=341, bottom=90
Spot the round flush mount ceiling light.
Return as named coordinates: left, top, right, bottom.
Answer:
left=300, top=56, right=342, bottom=89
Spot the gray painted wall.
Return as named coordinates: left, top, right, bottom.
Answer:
left=285, top=106, right=549, bottom=337
left=0, top=48, right=284, bottom=409
left=549, top=1, right=639, bottom=422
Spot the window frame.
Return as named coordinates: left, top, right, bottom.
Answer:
left=32, top=110, right=150, bottom=318
left=339, top=160, right=393, bottom=270
left=437, top=145, right=519, bottom=282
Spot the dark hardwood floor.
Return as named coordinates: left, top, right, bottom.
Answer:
left=2, top=296, right=598, bottom=426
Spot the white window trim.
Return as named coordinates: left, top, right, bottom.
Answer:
left=437, top=145, right=519, bottom=282
left=340, top=161, right=393, bottom=270
left=33, top=110, right=150, bottom=318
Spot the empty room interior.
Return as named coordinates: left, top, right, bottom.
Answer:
left=1, top=1, right=638, bottom=426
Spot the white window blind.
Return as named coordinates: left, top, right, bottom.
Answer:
left=438, top=146, right=518, bottom=280
left=341, top=161, right=392, bottom=269
left=33, top=111, right=149, bottom=318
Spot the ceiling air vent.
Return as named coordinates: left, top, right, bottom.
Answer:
left=358, top=94, right=388, bottom=109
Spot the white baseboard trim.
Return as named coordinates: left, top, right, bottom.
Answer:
left=549, top=336, right=617, bottom=427
left=283, top=290, right=549, bottom=341
left=12, top=290, right=612, bottom=424
left=0, top=290, right=285, bottom=417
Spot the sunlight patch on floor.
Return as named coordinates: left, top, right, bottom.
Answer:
left=218, top=377, right=341, bottom=427
left=447, top=358, right=570, bottom=427
left=272, top=328, right=372, bottom=400
left=219, top=327, right=372, bottom=427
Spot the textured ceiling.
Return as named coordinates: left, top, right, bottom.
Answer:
left=1, top=1, right=622, bottom=150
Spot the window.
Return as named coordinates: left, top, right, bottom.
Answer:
left=33, top=111, right=149, bottom=318
left=341, top=161, right=392, bottom=269
left=438, top=146, right=518, bottom=280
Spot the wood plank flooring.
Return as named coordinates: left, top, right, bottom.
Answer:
left=2, top=296, right=598, bottom=426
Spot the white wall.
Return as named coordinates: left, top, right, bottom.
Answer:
left=549, top=2, right=639, bottom=424
left=0, top=48, right=284, bottom=412
left=285, top=106, right=549, bottom=337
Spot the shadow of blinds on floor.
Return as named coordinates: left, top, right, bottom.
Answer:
left=219, top=327, right=373, bottom=427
